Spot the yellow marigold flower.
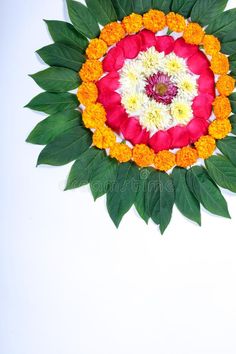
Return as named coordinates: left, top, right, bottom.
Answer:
left=93, top=126, right=116, bottom=149
left=110, top=143, right=132, bottom=163
left=100, top=22, right=125, bottom=46
left=79, top=60, right=103, bottom=82
left=208, top=119, right=232, bottom=140
left=213, top=95, right=231, bottom=119
left=176, top=147, right=198, bottom=168
left=154, top=150, right=176, bottom=171
left=122, top=13, right=143, bottom=34
left=183, top=23, right=204, bottom=45
left=216, top=75, right=235, bottom=96
left=82, top=103, right=106, bottom=129
left=210, top=53, right=229, bottom=75
left=194, top=135, right=216, bottom=159
left=143, top=10, right=166, bottom=33
left=203, top=34, right=221, bottom=56
left=77, top=82, right=98, bottom=106
left=166, top=12, right=186, bottom=33
left=86, top=38, right=108, bottom=60
left=133, top=144, right=155, bottom=167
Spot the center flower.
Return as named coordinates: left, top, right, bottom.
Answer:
left=145, top=72, right=178, bottom=105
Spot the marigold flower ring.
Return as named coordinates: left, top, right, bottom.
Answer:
left=26, top=0, right=236, bottom=234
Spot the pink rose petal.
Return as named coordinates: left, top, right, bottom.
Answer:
left=117, top=34, right=142, bottom=59
left=173, top=38, right=198, bottom=58
left=139, top=29, right=156, bottom=51
left=103, top=46, right=125, bottom=72
left=98, top=91, right=121, bottom=109
left=192, top=94, right=213, bottom=120
left=149, top=130, right=172, bottom=152
left=106, top=105, right=128, bottom=132
left=156, top=35, right=174, bottom=55
left=97, top=72, right=120, bottom=93
left=168, top=126, right=190, bottom=149
left=197, top=69, right=215, bottom=97
left=187, top=118, right=209, bottom=143
left=120, top=117, right=149, bottom=145
left=187, top=50, right=210, bottom=75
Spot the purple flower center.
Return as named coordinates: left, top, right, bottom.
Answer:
left=145, top=72, right=178, bottom=105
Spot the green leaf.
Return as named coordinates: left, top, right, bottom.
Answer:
left=134, top=168, right=152, bottom=224
left=65, top=148, right=106, bottom=190
left=85, top=0, right=117, bottom=25
left=191, top=0, right=228, bottom=27
left=229, top=115, right=236, bottom=135
left=229, top=92, right=236, bottom=114
left=26, top=110, right=82, bottom=145
left=44, top=20, right=88, bottom=52
left=152, top=0, right=172, bottom=14
left=205, top=155, right=236, bottom=193
left=220, top=33, right=236, bottom=56
left=37, top=126, right=92, bottom=166
left=111, top=0, right=133, bottom=20
left=172, top=167, right=201, bottom=226
left=30, top=67, right=80, bottom=93
left=66, top=0, right=100, bottom=38
left=229, top=54, right=236, bottom=78
left=36, top=43, right=85, bottom=72
left=131, top=0, right=152, bottom=14
left=186, top=166, right=230, bottom=218
left=106, top=162, right=139, bottom=227
left=25, top=92, right=78, bottom=114
left=146, top=170, right=175, bottom=234
left=171, top=0, right=198, bottom=18
left=217, top=136, right=236, bottom=167
left=90, top=157, right=118, bottom=200
left=206, top=9, right=236, bottom=39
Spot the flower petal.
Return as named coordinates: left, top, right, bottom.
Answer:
left=197, top=69, right=215, bottom=97
left=148, top=130, right=172, bottom=152
left=168, top=126, right=190, bottom=149
left=139, top=29, right=157, bottom=51
left=173, top=38, right=198, bottom=58
left=187, top=118, right=209, bottom=143
left=192, top=93, right=213, bottom=120
left=117, top=34, right=142, bottom=59
left=121, top=117, right=149, bottom=145
left=98, top=91, right=121, bottom=109
left=156, top=35, right=174, bottom=54
left=103, top=46, right=125, bottom=72
left=187, top=50, right=210, bottom=75
left=106, top=105, right=128, bottom=132
left=97, top=72, right=120, bottom=93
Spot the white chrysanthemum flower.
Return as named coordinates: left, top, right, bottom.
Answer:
left=176, top=73, right=198, bottom=99
left=140, top=101, right=172, bottom=132
left=170, top=98, right=193, bottom=124
left=121, top=92, right=148, bottom=115
left=138, top=47, right=165, bottom=76
left=162, top=53, right=187, bottom=77
left=120, top=61, right=145, bottom=92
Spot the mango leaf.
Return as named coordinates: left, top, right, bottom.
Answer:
left=111, top=0, right=133, bottom=20
left=37, top=43, right=85, bottom=72
left=191, top=0, right=228, bottom=27
left=37, top=126, right=92, bottom=166
left=90, top=157, right=118, bottom=200
left=205, top=155, right=236, bottom=193
left=229, top=115, right=236, bottom=135
left=186, top=166, right=230, bottom=218
left=85, top=0, right=117, bottom=25
left=229, top=93, right=236, bottom=114
left=26, top=110, right=82, bottom=145
left=65, top=148, right=106, bottom=190
left=152, top=0, right=172, bottom=14
left=131, top=0, right=152, bottom=14
left=66, top=0, right=100, bottom=38
left=44, top=20, right=88, bottom=52
left=25, top=92, right=78, bottom=114
left=106, top=162, right=139, bottom=227
left=220, top=32, right=236, bottom=55
left=229, top=54, right=236, bottom=78
left=171, top=0, right=198, bottom=18
left=206, top=9, right=236, bottom=39
left=172, top=167, right=201, bottom=226
left=134, top=168, right=152, bottom=224
left=217, top=136, right=236, bottom=167
left=30, top=67, right=80, bottom=93
left=146, top=170, right=175, bottom=234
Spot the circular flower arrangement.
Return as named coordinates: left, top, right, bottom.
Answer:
left=26, top=0, right=236, bottom=233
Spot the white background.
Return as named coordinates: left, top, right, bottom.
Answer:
left=1, top=1, right=236, bottom=353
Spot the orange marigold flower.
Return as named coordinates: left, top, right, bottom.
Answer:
left=176, top=147, right=198, bottom=168
left=208, top=119, right=232, bottom=140
left=86, top=38, right=108, bottom=60
left=213, top=96, right=231, bottom=119
left=194, top=135, right=216, bottom=159
left=216, top=75, right=235, bottom=96
left=166, top=12, right=186, bottom=33
left=122, top=13, right=143, bottom=34
left=143, top=9, right=166, bottom=33
left=183, top=23, right=204, bottom=45
left=77, top=82, right=98, bottom=106
left=210, top=53, right=229, bottom=75
left=154, top=150, right=176, bottom=171
left=79, top=60, right=103, bottom=82
left=110, top=143, right=132, bottom=163
left=82, top=103, right=106, bottom=129
left=203, top=34, right=221, bottom=56
left=100, top=22, right=125, bottom=46
left=133, top=144, right=155, bottom=167
left=93, top=126, right=116, bottom=149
